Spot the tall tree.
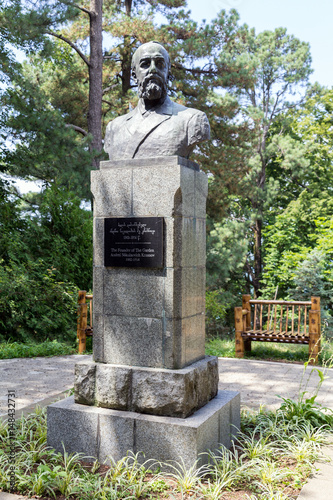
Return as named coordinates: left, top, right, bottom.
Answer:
left=0, top=0, right=206, bottom=176
left=201, top=11, right=312, bottom=296
left=0, top=0, right=103, bottom=168
left=261, top=86, right=333, bottom=297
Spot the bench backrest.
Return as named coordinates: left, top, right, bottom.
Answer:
left=241, top=295, right=320, bottom=339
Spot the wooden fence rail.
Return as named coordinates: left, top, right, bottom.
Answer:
left=235, top=295, right=321, bottom=365
left=77, top=290, right=93, bottom=353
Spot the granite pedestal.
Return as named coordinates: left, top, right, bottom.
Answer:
left=91, top=156, right=207, bottom=370
left=47, top=391, right=240, bottom=470
left=47, top=156, right=240, bottom=468
left=74, top=356, right=219, bottom=418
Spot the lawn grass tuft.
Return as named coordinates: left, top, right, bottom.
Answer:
left=205, top=335, right=333, bottom=366
left=0, top=340, right=76, bottom=359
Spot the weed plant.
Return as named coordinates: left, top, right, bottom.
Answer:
left=0, top=387, right=332, bottom=500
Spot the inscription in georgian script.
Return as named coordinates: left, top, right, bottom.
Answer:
left=104, top=218, right=163, bottom=268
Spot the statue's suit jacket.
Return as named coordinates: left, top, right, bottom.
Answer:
left=104, top=96, right=210, bottom=160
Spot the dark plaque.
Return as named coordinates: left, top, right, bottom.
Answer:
left=104, top=217, right=163, bottom=268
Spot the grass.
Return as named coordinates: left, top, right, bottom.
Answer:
left=0, top=340, right=77, bottom=359
left=205, top=335, right=333, bottom=366
left=0, top=334, right=330, bottom=364
left=0, top=397, right=332, bottom=500
left=0, top=333, right=331, bottom=367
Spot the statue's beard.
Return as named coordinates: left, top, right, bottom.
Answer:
left=138, top=75, right=167, bottom=101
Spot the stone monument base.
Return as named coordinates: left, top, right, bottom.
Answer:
left=47, top=391, right=240, bottom=471
left=74, top=356, right=219, bottom=418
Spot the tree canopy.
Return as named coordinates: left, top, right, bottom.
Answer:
left=1, top=3, right=333, bottom=340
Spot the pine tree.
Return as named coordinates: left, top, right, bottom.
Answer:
left=0, top=0, right=210, bottom=180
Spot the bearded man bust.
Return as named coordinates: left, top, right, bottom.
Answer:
left=104, top=41, right=210, bottom=160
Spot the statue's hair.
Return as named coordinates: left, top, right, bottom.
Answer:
left=131, top=41, right=171, bottom=81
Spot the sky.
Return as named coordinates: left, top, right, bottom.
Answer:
left=186, top=0, right=333, bottom=87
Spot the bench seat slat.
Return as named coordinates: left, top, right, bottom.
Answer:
left=242, top=330, right=309, bottom=338
left=241, top=333, right=309, bottom=344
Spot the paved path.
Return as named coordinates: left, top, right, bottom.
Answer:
left=1, top=354, right=333, bottom=500
left=297, top=446, right=333, bottom=500
left=2, top=355, right=333, bottom=416
left=0, top=355, right=85, bottom=418
left=218, top=357, right=333, bottom=410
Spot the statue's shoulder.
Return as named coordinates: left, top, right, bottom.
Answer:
left=169, top=100, right=210, bottom=142
left=168, top=99, right=204, bottom=116
left=170, top=100, right=209, bottom=126
left=106, top=110, right=134, bottom=132
left=168, top=100, right=197, bottom=116
left=104, top=110, right=135, bottom=157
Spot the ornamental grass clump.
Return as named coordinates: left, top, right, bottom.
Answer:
left=164, top=457, right=207, bottom=494
left=199, top=477, right=230, bottom=499
left=236, top=429, right=280, bottom=461
left=204, top=444, right=246, bottom=486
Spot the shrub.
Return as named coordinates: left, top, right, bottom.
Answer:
left=205, top=289, right=230, bottom=336
left=0, top=260, right=78, bottom=342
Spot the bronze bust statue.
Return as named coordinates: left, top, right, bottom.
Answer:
left=104, top=41, right=210, bottom=160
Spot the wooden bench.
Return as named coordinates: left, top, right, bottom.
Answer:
left=77, top=290, right=93, bottom=353
left=235, top=295, right=321, bottom=365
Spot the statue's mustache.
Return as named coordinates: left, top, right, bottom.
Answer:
left=137, top=73, right=167, bottom=100
left=141, top=74, right=164, bottom=87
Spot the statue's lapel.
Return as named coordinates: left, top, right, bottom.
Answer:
left=123, top=98, right=173, bottom=158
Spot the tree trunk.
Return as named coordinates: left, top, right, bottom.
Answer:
left=253, top=216, right=262, bottom=298
left=121, top=0, right=133, bottom=96
left=121, top=38, right=132, bottom=96
left=252, top=143, right=266, bottom=297
left=88, top=0, right=103, bottom=169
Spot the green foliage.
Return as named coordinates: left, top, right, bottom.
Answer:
left=205, top=336, right=235, bottom=357
left=206, top=215, right=249, bottom=327
left=22, top=45, right=90, bottom=132
left=25, top=185, right=93, bottom=289
left=262, top=215, right=333, bottom=336
left=277, top=363, right=333, bottom=428
left=286, top=86, right=333, bottom=201
left=288, top=250, right=333, bottom=335
left=278, top=394, right=333, bottom=428
left=0, top=184, right=92, bottom=343
left=206, top=334, right=333, bottom=366
left=205, top=336, right=311, bottom=362
left=0, top=1, right=79, bottom=53
left=261, top=200, right=314, bottom=298
left=205, top=289, right=229, bottom=336
left=1, top=1, right=333, bottom=339
left=0, top=0, right=213, bottom=186
left=0, top=179, right=26, bottom=263
left=261, top=86, right=333, bottom=308
left=207, top=216, right=249, bottom=291
left=198, top=12, right=314, bottom=300
left=0, top=260, right=78, bottom=342
left=0, top=67, right=94, bottom=201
